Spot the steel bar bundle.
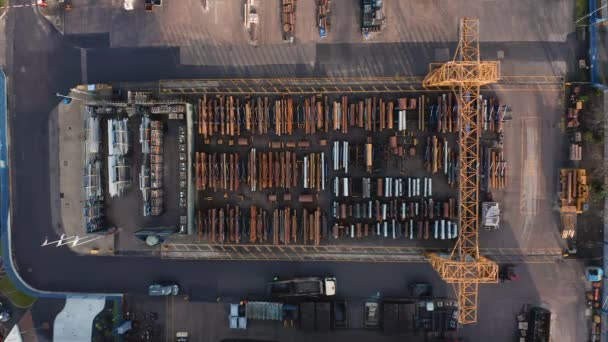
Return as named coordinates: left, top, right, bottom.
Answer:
left=243, top=97, right=270, bottom=135
left=333, top=141, right=349, bottom=173
left=365, top=138, right=373, bottom=173
left=198, top=205, right=241, bottom=244
left=195, top=152, right=240, bottom=191
left=489, top=149, right=507, bottom=190
left=198, top=95, right=241, bottom=138
left=272, top=207, right=298, bottom=245
left=302, top=207, right=324, bottom=245
left=274, top=97, right=294, bottom=136
left=304, top=152, right=325, bottom=191
left=248, top=149, right=297, bottom=190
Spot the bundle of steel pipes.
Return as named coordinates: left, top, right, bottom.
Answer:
left=248, top=149, right=298, bottom=191
left=198, top=95, right=241, bottom=138
left=303, top=152, right=326, bottom=191
left=197, top=205, right=242, bottom=243
left=195, top=152, right=240, bottom=192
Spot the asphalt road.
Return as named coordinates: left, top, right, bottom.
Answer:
left=2, top=2, right=589, bottom=341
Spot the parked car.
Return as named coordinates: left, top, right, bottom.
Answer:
left=148, top=284, right=179, bottom=296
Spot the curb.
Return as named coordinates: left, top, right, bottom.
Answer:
left=36, top=1, right=64, bottom=35
left=0, top=0, right=8, bottom=21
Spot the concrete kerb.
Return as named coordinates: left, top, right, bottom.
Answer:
left=602, top=88, right=608, bottom=342
left=0, top=0, right=9, bottom=21
left=0, top=69, right=121, bottom=301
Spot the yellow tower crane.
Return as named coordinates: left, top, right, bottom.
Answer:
left=423, top=18, right=500, bottom=324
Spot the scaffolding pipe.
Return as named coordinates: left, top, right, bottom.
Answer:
left=321, top=152, right=326, bottom=190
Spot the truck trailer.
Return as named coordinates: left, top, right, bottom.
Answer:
left=269, top=277, right=336, bottom=297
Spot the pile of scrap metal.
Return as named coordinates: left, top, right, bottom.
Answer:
left=517, top=306, right=551, bottom=342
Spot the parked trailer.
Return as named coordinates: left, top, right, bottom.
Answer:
left=528, top=307, right=551, bottom=342
left=245, top=302, right=283, bottom=320
left=332, top=301, right=349, bottom=328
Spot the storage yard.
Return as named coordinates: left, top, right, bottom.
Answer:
left=82, top=88, right=507, bottom=249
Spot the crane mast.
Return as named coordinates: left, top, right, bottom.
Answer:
left=423, top=18, right=500, bottom=324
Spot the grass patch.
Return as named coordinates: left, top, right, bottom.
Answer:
left=576, top=0, right=590, bottom=25
left=0, top=245, right=36, bottom=308
left=0, top=276, right=36, bottom=308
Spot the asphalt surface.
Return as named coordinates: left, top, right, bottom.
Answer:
left=3, top=1, right=588, bottom=341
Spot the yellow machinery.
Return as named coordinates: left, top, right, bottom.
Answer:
left=423, top=18, right=500, bottom=324
left=559, top=168, right=588, bottom=214
left=557, top=169, right=588, bottom=239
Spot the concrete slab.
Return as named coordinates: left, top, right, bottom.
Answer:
left=55, top=93, right=115, bottom=255
left=53, top=297, right=105, bottom=342
left=5, top=324, right=23, bottom=342
left=61, top=0, right=575, bottom=47
left=481, top=90, right=567, bottom=250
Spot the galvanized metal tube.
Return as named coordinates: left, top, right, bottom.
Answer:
left=303, top=156, right=308, bottom=188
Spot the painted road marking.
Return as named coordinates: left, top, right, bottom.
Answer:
left=8, top=3, right=36, bottom=8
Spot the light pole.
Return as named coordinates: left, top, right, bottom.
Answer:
left=576, top=4, right=608, bottom=23
left=55, top=92, right=85, bottom=102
